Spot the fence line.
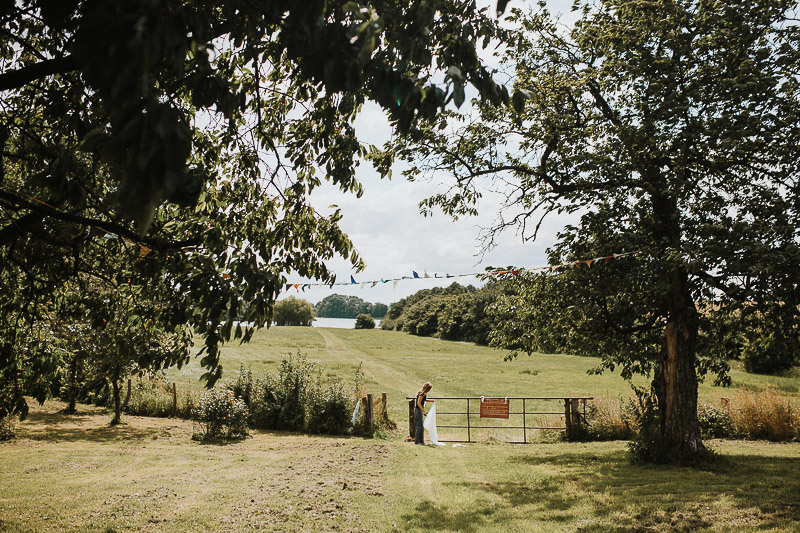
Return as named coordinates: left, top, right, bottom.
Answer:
left=407, top=396, right=593, bottom=444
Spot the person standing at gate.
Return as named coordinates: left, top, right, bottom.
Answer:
left=414, top=382, right=434, bottom=445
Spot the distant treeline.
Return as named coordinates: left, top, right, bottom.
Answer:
left=380, top=282, right=500, bottom=345
left=314, top=295, right=388, bottom=319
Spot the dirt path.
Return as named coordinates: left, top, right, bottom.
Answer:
left=1, top=400, right=394, bottom=532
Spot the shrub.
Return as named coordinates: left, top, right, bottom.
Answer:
left=229, top=364, right=258, bottom=409
left=192, top=387, right=249, bottom=442
left=354, top=314, right=375, bottom=329
left=250, top=354, right=317, bottom=431
left=273, top=297, right=315, bottom=326
left=627, top=388, right=672, bottom=463
left=305, top=380, right=352, bottom=435
left=697, top=403, right=735, bottom=439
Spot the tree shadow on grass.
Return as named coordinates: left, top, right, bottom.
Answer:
left=477, top=449, right=800, bottom=531
left=400, top=499, right=497, bottom=533
left=19, top=410, right=168, bottom=443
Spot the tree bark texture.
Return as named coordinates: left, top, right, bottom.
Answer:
left=650, top=188, right=704, bottom=459
left=652, top=271, right=705, bottom=458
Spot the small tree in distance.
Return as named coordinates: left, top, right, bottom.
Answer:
left=354, top=314, right=376, bottom=330
left=273, top=298, right=315, bottom=327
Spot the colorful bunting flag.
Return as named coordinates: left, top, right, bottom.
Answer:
left=280, top=250, right=642, bottom=293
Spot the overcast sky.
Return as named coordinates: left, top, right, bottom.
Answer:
left=281, top=0, right=577, bottom=306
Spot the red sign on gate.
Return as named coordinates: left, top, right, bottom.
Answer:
left=480, top=398, right=509, bottom=419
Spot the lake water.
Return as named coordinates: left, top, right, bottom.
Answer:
left=313, top=317, right=382, bottom=329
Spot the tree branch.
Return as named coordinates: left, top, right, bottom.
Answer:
left=0, top=55, right=79, bottom=92
left=0, top=191, right=201, bottom=250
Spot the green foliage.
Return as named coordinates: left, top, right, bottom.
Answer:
left=191, top=388, right=249, bottom=443
left=229, top=355, right=355, bottom=436
left=697, top=404, right=735, bottom=440
left=354, top=314, right=376, bottom=329
left=315, top=295, right=387, bottom=319
left=627, top=389, right=672, bottom=464
left=741, top=312, right=800, bottom=375
left=254, top=355, right=318, bottom=431
left=273, top=297, right=315, bottom=327
left=382, top=282, right=500, bottom=345
left=0, top=0, right=516, bottom=420
left=304, top=380, right=352, bottom=435
left=0, top=415, right=14, bottom=441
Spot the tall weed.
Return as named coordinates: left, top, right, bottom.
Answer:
left=585, top=396, right=638, bottom=440
left=125, top=377, right=197, bottom=419
left=729, top=389, right=798, bottom=441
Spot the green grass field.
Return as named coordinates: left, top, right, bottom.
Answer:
left=2, top=326, right=799, bottom=532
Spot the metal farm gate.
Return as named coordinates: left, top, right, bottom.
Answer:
left=407, top=396, right=593, bottom=444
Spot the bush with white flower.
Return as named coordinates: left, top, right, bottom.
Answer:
left=192, top=387, right=249, bottom=442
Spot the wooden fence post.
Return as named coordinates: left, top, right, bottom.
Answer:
left=172, top=383, right=177, bottom=418
left=366, top=393, right=374, bottom=433
left=570, top=398, right=580, bottom=434
left=409, top=399, right=415, bottom=438
left=564, top=398, right=573, bottom=440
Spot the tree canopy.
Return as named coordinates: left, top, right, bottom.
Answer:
left=314, top=294, right=387, bottom=319
left=389, top=0, right=800, bottom=461
left=0, top=0, right=520, bottom=419
left=272, top=297, right=315, bottom=327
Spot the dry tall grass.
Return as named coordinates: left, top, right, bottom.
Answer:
left=727, top=389, right=799, bottom=441
left=587, top=389, right=799, bottom=442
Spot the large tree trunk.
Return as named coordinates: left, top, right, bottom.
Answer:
left=649, top=188, right=704, bottom=461
left=651, top=270, right=704, bottom=459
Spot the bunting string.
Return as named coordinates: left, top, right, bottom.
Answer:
left=283, top=250, right=642, bottom=294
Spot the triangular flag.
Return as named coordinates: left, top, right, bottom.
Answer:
left=424, top=271, right=431, bottom=278
left=586, top=260, right=593, bottom=268
left=371, top=281, right=378, bottom=287
left=512, top=270, right=521, bottom=275
left=393, top=280, right=399, bottom=289
left=413, top=271, right=420, bottom=278
left=285, top=284, right=292, bottom=292
left=293, top=284, right=300, bottom=293
left=350, top=275, right=356, bottom=284
left=360, top=283, right=366, bottom=289
left=381, top=278, right=388, bottom=283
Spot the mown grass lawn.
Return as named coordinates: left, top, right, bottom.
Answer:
left=2, top=326, right=799, bottom=532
